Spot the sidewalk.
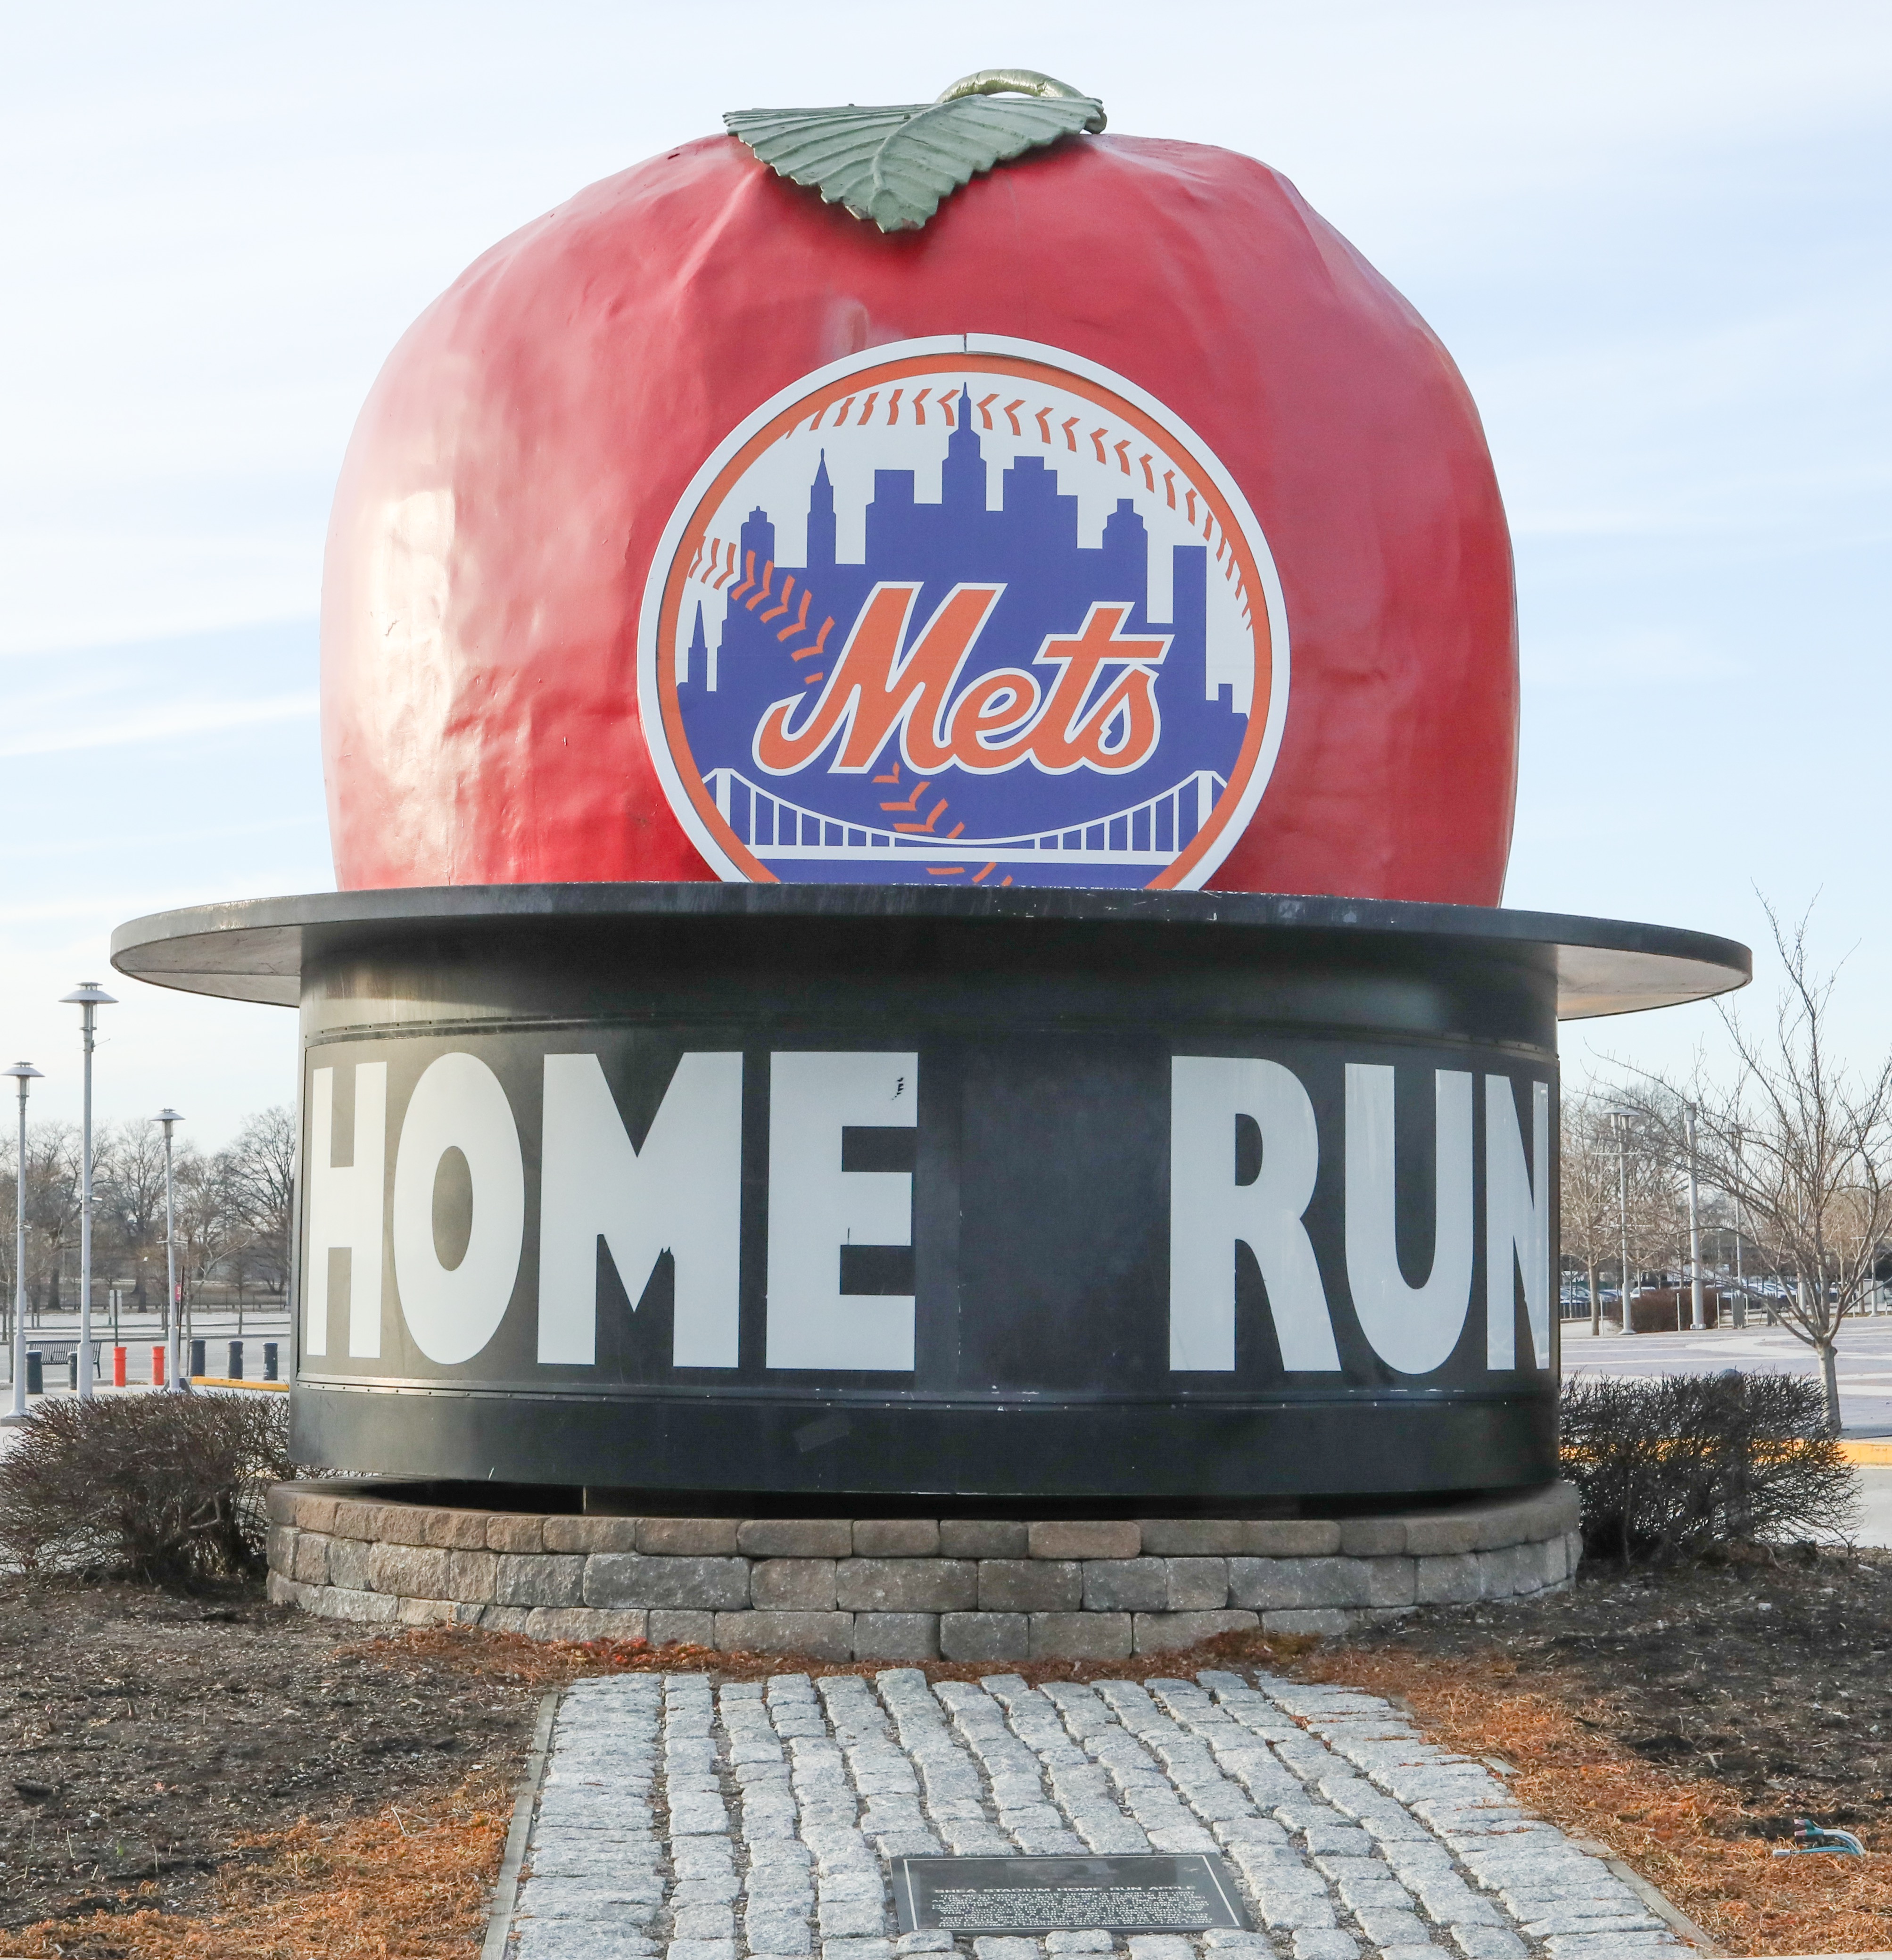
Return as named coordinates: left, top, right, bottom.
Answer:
left=493, top=1667, right=1700, bottom=1960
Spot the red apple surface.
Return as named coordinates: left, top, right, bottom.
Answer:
left=321, top=123, right=1515, bottom=901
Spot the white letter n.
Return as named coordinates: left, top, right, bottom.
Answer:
left=1486, top=1075, right=1552, bottom=1370
left=537, top=1052, right=743, bottom=1368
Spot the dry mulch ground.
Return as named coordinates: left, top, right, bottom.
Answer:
left=8, top=1551, right=1892, bottom=1956
left=0, top=1580, right=550, bottom=1956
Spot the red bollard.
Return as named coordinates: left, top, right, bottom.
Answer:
left=112, top=1346, right=127, bottom=1388
left=151, top=1344, right=167, bottom=1387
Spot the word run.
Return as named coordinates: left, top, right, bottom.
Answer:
left=303, top=1052, right=1551, bottom=1377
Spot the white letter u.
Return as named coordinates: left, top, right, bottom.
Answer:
left=1344, top=1064, right=1473, bottom=1375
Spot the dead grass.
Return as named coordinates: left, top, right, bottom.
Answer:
left=1305, top=1645, right=1892, bottom=1958
left=8, top=1772, right=512, bottom=1959
left=357, top=1621, right=1315, bottom=1691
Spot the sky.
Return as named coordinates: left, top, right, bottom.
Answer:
left=1, top=1, right=1888, bottom=1144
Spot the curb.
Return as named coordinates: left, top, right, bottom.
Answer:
left=1840, top=1440, right=1892, bottom=1465
left=481, top=1687, right=559, bottom=1960
left=1570, top=1836, right=1725, bottom=1952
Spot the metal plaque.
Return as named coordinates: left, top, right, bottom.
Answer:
left=892, top=1853, right=1250, bottom=1935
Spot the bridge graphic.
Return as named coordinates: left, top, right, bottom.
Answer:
left=707, top=768, right=1228, bottom=867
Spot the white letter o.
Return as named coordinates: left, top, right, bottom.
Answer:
left=391, top=1052, right=524, bottom=1365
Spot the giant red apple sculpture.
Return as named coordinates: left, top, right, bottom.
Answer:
left=322, top=72, right=1515, bottom=901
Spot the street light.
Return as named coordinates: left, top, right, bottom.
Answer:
left=59, top=983, right=115, bottom=1400
left=1, top=1063, right=43, bottom=1425
left=155, top=1108, right=187, bottom=1392
left=1685, top=1103, right=1705, bottom=1331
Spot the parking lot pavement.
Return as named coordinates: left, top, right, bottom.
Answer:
left=1561, top=1316, right=1892, bottom=1435
left=1854, top=1468, right=1892, bottom=1549
left=502, top=1667, right=1688, bottom=1960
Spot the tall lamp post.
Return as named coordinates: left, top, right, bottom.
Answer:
left=1685, top=1103, right=1705, bottom=1331
left=1, top=1063, right=43, bottom=1424
left=156, top=1109, right=187, bottom=1392
left=59, top=984, right=115, bottom=1400
left=1611, top=1107, right=1637, bottom=1337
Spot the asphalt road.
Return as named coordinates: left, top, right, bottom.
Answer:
left=1560, top=1314, right=1892, bottom=1433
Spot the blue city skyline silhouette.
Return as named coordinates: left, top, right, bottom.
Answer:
left=675, top=388, right=1248, bottom=886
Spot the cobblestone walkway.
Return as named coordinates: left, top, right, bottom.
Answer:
left=500, top=1670, right=1685, bottom=1960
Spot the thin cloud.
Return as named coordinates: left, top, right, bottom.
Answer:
left=0, top=690, right=318, bottom=759
left=0, top=810, right=323, bottom=862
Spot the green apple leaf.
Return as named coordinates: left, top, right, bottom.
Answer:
left=725, top=78, right=1105, bottom=233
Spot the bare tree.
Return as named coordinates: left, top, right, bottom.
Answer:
left=96, top=1119, right=171, bottom=1313
left=0, top=1108, right=299, bottom=1333
left=22, top=1124, right=81, bottom=1317
left=1628, top=903, right=1892, bottom=1431
left=1570, top=1093, right=1686, bottom=1331
left=1619, top=1114, right=1687, bottom=1327
left=219, top=1107, right=294, bottom=1294
left=1561, top=1090, right=1621, bottom=1336
left=171, top=1143, right=238, bottom=1309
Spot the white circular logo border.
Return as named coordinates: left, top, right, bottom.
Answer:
left=635, top=333, right=1292, bottom=890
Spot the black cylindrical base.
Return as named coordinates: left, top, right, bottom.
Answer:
left=107, top=885, right=1749, bottom=1505
left=294, top=890, right=1570, bottom=1500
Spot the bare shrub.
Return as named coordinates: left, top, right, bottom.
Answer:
left=0, top=1391, right=293, bottom=1583
left=1561, top=1372, right=1858, bottom=1563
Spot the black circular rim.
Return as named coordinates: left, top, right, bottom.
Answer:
left=109, top=882, right=1751, bottom=1021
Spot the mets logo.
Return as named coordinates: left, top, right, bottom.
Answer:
left=637, top=335, right=1289, bottom=888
